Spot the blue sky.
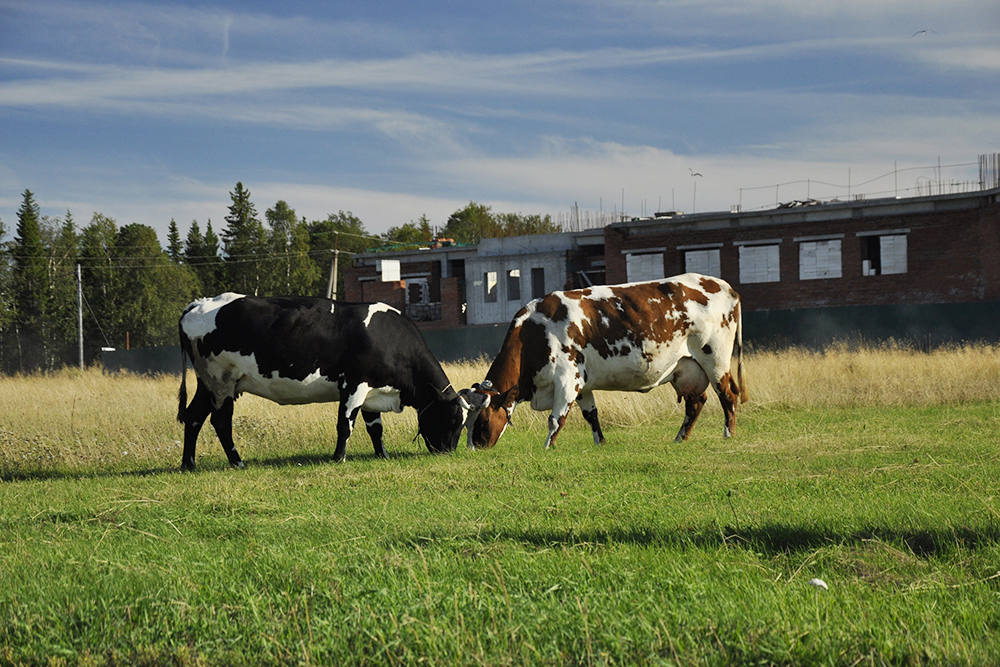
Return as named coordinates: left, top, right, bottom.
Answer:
left=1, top=0, right=998, bottom=242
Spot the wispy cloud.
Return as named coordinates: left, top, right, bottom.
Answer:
left=2, top=0, right=997, bottom=237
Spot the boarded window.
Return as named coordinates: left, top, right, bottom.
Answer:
left=483, top=271, right=498, bottom=302
left=531, top=268, right=546, bottom=299
left=406, top=279, right=429, bottom=304
left=507, top=269, right=521, bottom=301
left=862, top=234, right=908, bottom=275
left=739, top=245, right=780, bottom=283
left=685, top=248, right=721, bottom=278
left=626, top=252, right=665, bottom=282
left=799, top=240, right=842, bottom=280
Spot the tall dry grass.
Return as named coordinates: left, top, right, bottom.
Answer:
left=447, top=342, right=1000, bottom=428
left=1, top=343, right=998, bottom=471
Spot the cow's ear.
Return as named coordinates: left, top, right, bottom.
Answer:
left=498, top=387, right=517, bottom=410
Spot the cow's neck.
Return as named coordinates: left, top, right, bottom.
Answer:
left=484, top=330, right=523, bottom=405
left=410, top=362, right=455, bottom=411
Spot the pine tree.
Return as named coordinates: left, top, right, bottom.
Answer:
left=45, top=211, right=80, bottom=367
left=0, top=216, right=11, bottom=373
left=11, top=189, right=49, bottom=371
left=221, top=182, right=267, bottom=296
left=167, top=219, right=183, bottom=264
left=203, top=220, right=222, bottom=295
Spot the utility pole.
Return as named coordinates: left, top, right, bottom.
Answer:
left=76, top=263, right=84, bottom=369
left=325, top=232, right=340, bottom=300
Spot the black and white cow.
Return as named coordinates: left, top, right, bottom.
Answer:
left=177, top=293, right=467, bottom=470
left=458, top=273, right=747, bottom=450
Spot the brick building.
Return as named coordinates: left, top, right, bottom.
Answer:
left=605, top=187, right=1000, bottom=346
left=344, top=229, right=605, bottom=329
left=606, top=188, right=1000, bottom=311
left=344, top=186, right=1000, bottom=354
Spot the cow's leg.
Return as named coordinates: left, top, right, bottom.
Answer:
left=578, top=392, right=605, bottom=445
left=712, top=373, right=739, bottom=438
left=209, top=396, right=245, bottom=468
left=543, top=379, right=579, bottom=450
left=181, top=382, right=213, bottom=471
left=334, top=402, right=358, bottom=462
left=334, top=382, right=369, bottom=462
left=361, top=409, right=387, bottom=459
left=674, top=391, right=708, bottom=442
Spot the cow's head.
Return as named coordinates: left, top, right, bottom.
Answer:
left=416, top=390, right=468, bottom=454
left=457, top=380, right=514, bottom=449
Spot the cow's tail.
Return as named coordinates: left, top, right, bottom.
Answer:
left=734, top=301, right=748, bottom=404
left=177, top=328, right=189, bottom=424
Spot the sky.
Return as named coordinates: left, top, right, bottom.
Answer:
left=1, top=0, right=999, bottom=243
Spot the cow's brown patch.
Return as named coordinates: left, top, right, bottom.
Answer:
left=567, top=297, right=631, bottom=359
left=699, top=277, right=722, bottom=294
left=516, top=319, right=551, bottom=401
left=562, top=283, right=691, bottom=359
left=678, top=284, right=709, bottom=307
left=536, top=294, right=568, bottom=322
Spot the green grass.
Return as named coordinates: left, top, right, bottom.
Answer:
left=2, top=400, right=1000, bottom=665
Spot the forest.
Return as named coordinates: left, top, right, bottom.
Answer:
left=0, top=185, right=559, bottom=374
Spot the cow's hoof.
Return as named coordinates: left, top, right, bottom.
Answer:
left=231, top=460, right=245, bottom=469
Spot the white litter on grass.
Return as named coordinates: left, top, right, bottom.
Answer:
left=808, top=578, right=828, bottom=590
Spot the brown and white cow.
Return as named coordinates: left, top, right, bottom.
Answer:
left=458, top=272, right=747, bottom=450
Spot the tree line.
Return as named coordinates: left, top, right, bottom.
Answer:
left=0, top=184, right=559, bottom=374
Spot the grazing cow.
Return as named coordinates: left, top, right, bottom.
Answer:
left=177, top=293, right=467, bottom=470
left=457, top=273, right=747, bottom=450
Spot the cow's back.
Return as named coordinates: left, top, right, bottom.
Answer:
left=180, top=295, right=444, bottom=407
left=518, top=273, right=740, bottom=396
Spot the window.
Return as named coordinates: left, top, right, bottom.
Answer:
left=626, top=251, right=665, bottom=282
left=799, top=239, right=842, bottom=280
left=531, top=268, right=546, bottom=299
left=506, top=269, right=521, bottom=301
left=684, top=248, right=721, bottom=278
left=738, top=244, right=780, bottom=283
left=406, top=278, right=429, bottom=304
left=483, top=271, right=498, bottom=302
left=862, top=234, right=908, bottom=276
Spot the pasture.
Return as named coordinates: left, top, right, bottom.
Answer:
left=1, top=344, right=999, bottom=665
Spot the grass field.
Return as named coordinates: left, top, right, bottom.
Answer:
left=1, top=345, right=999, bottom=665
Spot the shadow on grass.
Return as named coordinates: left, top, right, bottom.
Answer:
left=388, top=522, right=1000, bottom=558
left=0, top=448, right=428, bottom=484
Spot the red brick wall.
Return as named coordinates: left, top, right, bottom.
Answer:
left=359, top=280, right=406, bottom=311
left=439, top=277, right=466, bottom=328
left=605, top=201, right=1000, bottom=311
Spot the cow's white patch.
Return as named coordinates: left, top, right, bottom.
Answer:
left=330, top=303, right=336, bottom=314
left=234, top=359, right=340, bottom=405
left=583, top=285, right=616, bottom=300
left=181, top=293, right=245, bottom=340
left=361, top=385, right=403, bottom=413
left=343, top=382, right=371, bottom=418
left=342, top=381, right=404, bottom=414
left=363, top=302, right=399, bottom=327
left=191, top=348, right=341, bottom=407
